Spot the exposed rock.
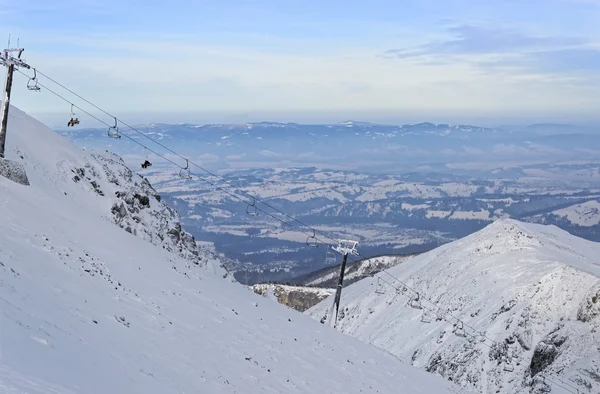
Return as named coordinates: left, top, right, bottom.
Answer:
left=133, top=193, right=150, bottom=207
left=66, top=150, right=232, bottom=277
left=530, top=331, right=568, bottom=376
left=0, top=158, right=29, bottom=186
left=578, top=281, right=600, bottom=322
left=252, top=284, right=334, bottom=312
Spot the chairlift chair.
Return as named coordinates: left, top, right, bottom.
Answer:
left=454, top=320, right=466, bottom=337
left=409, top=293, right=422, bottom=309
left=27, top=68, right=41, bottom=91
left=306, top=230, right=318, bottom=247
left=476, top=332, right=487, bottom=343
left=179, top=159, right=192, bottom=180
left=67, top=118, right=80, bottom=127
left=324, top=248, right=337, bottom=265
left=503, top=361, right=514, bottom=372
left=107, top=117, right=121, bottom=139
left=246, top=198, right=259, bottom=216
left=375, top=277, right=386, bottom=294
left=141, top=148, right=152, bottom=169
left=421, top=310, right=432, bottom=323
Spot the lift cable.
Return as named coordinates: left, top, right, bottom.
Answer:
left=25, top=68, right=348, bottom=247
left=15, top=69, right=344, bottom=249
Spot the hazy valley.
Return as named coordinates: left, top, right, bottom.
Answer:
left=58, top=121, right=600, bottom=284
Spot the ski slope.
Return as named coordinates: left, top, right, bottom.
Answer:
left=307, top=219, right=600, bottom=394
left=0, top=106, right=469, bottom=394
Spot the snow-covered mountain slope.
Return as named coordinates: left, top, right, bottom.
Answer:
left=307, top=219, right=600, bottom=394
left=4, top=106, right=230, bottom=279
left=0, top=106, right=470, bottom=394
left=251, top=284, right=335, bottom=312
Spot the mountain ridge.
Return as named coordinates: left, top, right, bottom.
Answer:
left=307, top=218, right=600, bottom=394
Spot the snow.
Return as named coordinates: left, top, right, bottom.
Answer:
left=401, top=202, right=429, bottom=211
left=307, top=219, right=600, bottom=394
left=0, top=106, right=469, bottom=394
left=449, top=210, right=492, bottom=221
left=426, top=210, right=452, bottom=218
left=552, top=200, right=600, bottom=226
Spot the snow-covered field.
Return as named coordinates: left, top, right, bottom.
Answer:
left=552, top=200, right=600, bottom=226
left=0, top=106, right=470, bottom=393
left=307, top=219, right=600, bottom=394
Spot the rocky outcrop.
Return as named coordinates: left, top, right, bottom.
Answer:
left=0, top=158, right=29, bottom=185
left=577, top=281, right=600, bottom=322
left=252, top=284, right=334, bottom=312
left=530, top=331, right=567, bottom=376
left=68, top=150, right=231, bottom=279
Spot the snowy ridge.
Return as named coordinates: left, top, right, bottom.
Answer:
left=307, top=219, right=600, bottom=394
left=0, top=106, right=470, bottom=393
left=298, top=254, right=417, bottom=288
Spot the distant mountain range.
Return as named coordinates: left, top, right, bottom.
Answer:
left=57, top=120, right=600, bottom=174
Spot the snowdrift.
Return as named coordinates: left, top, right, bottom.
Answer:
left=0, top=106, right=469, bottom=393
left=307, top=219, right=600, bottom=394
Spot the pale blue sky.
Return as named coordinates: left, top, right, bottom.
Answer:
left=2, top=0, right=600, bottom=126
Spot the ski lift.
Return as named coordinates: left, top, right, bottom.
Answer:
left=141, top=148, right=152, bottom=169
left=67, top=103, right=79, bottom=127
left=324, top=248, right=337, bottom=265
left=375, top=277, right=386, bottom=294
left=332, top=239, right=359, bottom=256
left=476, top=331, right=487, bottom=343
left=421, top=310, right=432, bottom=323
left=503, top=349, right=516, bottom=372
left=454, top=320, right=466, bottom=337
left=306, top=230, right=318, bottom=247
left=179, top=159, right=192, bottom=180
left=246, top=198, right=259, bottom=216
left=107, top=117, right=121, bottom=139
left=27, top=68, right=40, bottom=91
left=409, top=292, right=422, bottom=309
left=141, top=160, right=152, bottom=169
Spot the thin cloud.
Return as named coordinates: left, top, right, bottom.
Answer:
left=463, top=146, right=485, bottom=155
left=383, top=24, right=585, bottom=59
left=382, top=24, right=600, bottom=82
left=258, top=150, right=282, bottom=158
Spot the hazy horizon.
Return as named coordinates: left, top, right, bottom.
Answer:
left=25, top=109, right=600, bottom=131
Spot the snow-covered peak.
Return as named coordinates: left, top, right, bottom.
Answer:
left=0, top=106, right=470, bottom=394
left=307, top=219, right=600, bottom=394
left=452, top=218, right=600, bottom=278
